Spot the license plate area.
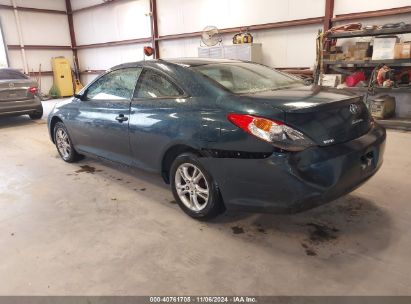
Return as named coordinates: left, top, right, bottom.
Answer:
left=360, top=151, right=375, bottom=171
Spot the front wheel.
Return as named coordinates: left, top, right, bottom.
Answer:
left=170, top=153, right=224, bottom=220
left=54, top=122, right=82, bottom=163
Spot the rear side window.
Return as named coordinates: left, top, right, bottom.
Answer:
left=86, top=67, right=142, bottom=100
left=0, top=69, right=28, bottom=80
left=193, top=62, right=302, bottom=94
left=136, top=69, right=183, bottom=98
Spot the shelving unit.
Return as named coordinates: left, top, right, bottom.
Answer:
left=327, top=27, right=411, bottom=39
left=323, top=58, right=411, bottom=67
left=341, top=87, right=411, bottom=93
left=376, top=118, right=411, bottom=130
left=320, top=27, right=411, bottom=130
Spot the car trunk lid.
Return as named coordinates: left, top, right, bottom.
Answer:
left=0, top=80, right=36, bottom=101
left=241, top=86, right=372, bottom=146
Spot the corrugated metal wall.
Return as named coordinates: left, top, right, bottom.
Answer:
left=0, top=0, right=73, bottom=93
left=72, top=0, right=411, bottom=84
left=72, top=0, right=151, bottom=85
left=1, top=0, right=411, bottom=97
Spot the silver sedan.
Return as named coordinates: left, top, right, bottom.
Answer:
left=0, top=68, right=43, bottom=119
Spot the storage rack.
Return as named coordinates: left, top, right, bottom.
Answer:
left=320, top=26, right=411, bottom=130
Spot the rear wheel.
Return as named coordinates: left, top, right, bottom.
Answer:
left=29, top=107, right=43, bottom=120
left=170, top=153, right=224, bottom=220
left=54, top=122, right=82, bottom=163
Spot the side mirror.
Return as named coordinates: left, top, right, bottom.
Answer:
left=74, top=93, right=84, bottom=100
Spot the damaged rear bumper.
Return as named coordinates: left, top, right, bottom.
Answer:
left=199, top=124, right=386, bottom=214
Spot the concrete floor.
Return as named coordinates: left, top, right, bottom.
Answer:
left=0, top=101, right=411, bottom=295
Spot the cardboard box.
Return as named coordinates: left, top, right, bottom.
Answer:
left=321, top=74, right=343, bottom=87
left=394, top=42, right=411, bottom=59
left=330, top=46, right=343, bottom=53
left=346, top=45, right=356, bottom=59
left=336, top=53, right=346, bottom=61
left=356, top=42, right=370, bottom=50
left=372, top=37, right=399, bottom=60
left=346, top=43, right=371, bottom=60
left=354, top=49, right=367, bottom=60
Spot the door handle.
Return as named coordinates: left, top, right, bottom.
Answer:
left=115, top=114, right=128, bottom=123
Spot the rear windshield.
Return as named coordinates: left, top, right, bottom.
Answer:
left=0, top=70, right=28, bottom=80
left=193, top=62, right=302, bottom=94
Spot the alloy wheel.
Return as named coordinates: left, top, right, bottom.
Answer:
left=55, top=128, right=72, bottom=159
left=174, top=163, right=210, bottom=212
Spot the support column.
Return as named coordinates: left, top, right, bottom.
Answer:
left=11, top=0, right=28, bottom=74
left=150, top=0, right=160, bottom=59
left=65, top=0, right=80, bottom=70
left=324, top=0, right=334, bottom=32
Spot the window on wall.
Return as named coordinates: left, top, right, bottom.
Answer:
left=0, top=18, right=8, bottom=68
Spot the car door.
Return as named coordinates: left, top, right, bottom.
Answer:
left=129, top=67, right=187, bottom=171
left=70, top=67, right=142, bottom=165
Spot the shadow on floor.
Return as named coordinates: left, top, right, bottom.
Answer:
left=62, top=152, right=393, bottom=265
left=0, top=99, right=60, bottom=130
left=211, top=194, right=392, bottom=261
left=0, top=116, right=44, bottom=129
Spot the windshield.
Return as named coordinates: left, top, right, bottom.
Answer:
left=0, top=69, right=28, bottom=80
left=193, top=62, right=303, bottom=94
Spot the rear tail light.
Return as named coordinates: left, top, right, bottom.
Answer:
left=370, top=116, right=376, bottom=127
left=227, top=113, right=315, bottom=152
left=28, top=87, right=38, bottom=94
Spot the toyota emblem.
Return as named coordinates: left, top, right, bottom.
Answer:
left=9, top=82, right=14, bottom=88
left=349, top=104, right=360, bottom=115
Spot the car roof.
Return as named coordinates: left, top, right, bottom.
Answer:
left=112, top=58, right=243, bottom=70
left=163, top=58, right=242, bottom=67
left=0, top=68, right=24, bottom=72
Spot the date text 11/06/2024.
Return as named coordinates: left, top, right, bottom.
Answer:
left=149, top=296, right=257, bottom=303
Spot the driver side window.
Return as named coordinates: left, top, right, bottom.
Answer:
left=86, top=67, right=142, bottom=100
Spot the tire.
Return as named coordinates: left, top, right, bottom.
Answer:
left=29, top=107, right=43, bottom=120
left=170, top=153, right=224, bottom=220
left=53, top=122, right=82, bottom=163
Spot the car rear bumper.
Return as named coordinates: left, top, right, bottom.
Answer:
left=199, top=123, right=386, bottom=214
left=0, top=97, right=42, bottom=117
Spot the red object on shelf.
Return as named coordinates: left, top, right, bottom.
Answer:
left=346, top=71, right=366, bottom=87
